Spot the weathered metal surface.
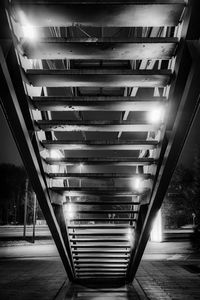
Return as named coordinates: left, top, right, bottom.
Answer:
left=21, top=40, right=177, bottom=60
left=11, top=3, right=184, bottom=27
left=26, top=69, right=171, bottom=87
left=37, top=120, right=159, bottom=132
left=42, top=139, right=158, bottom=151
left=32, top=97, right=164, bottom=112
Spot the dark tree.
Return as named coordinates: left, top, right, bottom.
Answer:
left=0, top=164, right=27, bottom=224
left=164, top=147, right=200, bottom=228
left=185, top=147, right=200, bottom=225
left=0, top=164, right=44, bottom=225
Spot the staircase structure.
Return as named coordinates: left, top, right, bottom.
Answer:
left=1, top=0, right=200, bottom=283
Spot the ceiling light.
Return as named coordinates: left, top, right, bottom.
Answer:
left=132, top=176, right=142, bottom=191
left=50, top=150, right=62, bottom=159
left=148, top=107, right=164, bottom=124
left=127, top=228, right=132, bottom=241
left=63, top=203, right=75, bottom=219
left=127, top=228, right=135, bottom=245
left=22, top=24, right=37, bottom=40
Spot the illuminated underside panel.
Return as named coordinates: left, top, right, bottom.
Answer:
left=1, top=0, right=200, bottom=283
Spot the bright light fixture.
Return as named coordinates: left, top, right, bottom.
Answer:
left=127, top=228, right=132, bottom=241
left=134, top=177, right=141, bottom=190
left=148, top=107, right=164, bottom=124
left=127, top=228, right=135, bottom=245
left=22, top=24, right=37, bottom=40
left=50, top=150, right=62, bottom=159
left=63, top=203, right=75, bottom=219
left=132, top=177, right=142, bottom=191
left=150, top=209, right=162, bottom=242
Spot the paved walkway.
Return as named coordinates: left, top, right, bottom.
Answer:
left=137, top=260, right=200, bottom=300
left=0, top=241, right=200, bottom=299
left=0, top=257, right=67, bottom=300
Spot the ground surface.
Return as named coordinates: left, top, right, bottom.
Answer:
left=0, top=239, right=200, bottom=299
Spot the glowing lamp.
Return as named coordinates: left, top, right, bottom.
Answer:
left=132, top=176, right=142, bottom=191
left=22, top=24, right=37, bottom=40
left=63, top=203, right=75, bottom=219
left=127, top=228, right=135, bottom=246
left=148, top=107, right=164, bottom=124
left=127, top=228, right=132, bottom=241
left=50, top=150, right=62, bottom=159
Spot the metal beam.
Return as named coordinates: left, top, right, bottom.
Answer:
left=46, top=157, right=156, bottom=166
left=57, top=192, right=143, bottom=198
left=37, top=120, right=159, bottom=132
left=50, top=187, right=148, bottom=196
left=20, top=39, right=177, bottom=60
left=49, top=173, right=152, bottom=179
left=69, top=210, right=138, bottom=214
left=0, top=46, right=74, bottom=279
left=76, top=267, right=127, bottom=270
left=65, top=201, right=139, bottom=205
left=11, top=2, right=184, bottom=27
left=69, top=232, right=132, bottom=236
left=76, top=275, right=125, bottom=278
left=73, top=254, right=130, bottom=257
left=75, top=258, right=127, bottom=266
left=32, top=98, right=164, bottom=112
left=77, top=272, right=126, bottom=274
left=10, top=1, right=186, bottom=4
left=69, top=218, right=135, bottom=222
left=26, top=69, right=171, bottom=88
left=68, top=225, right=134, bottom=229
left=70, top=244, right=132, bottom=248
left=71, top=238, right=131, bottom=242
left=32, top=95, right=166, bottom=102
left=20, top=37, right=179, bottom=43
left=43, top=140, right=158, bottom=151
left=126, top=41, right=200, bottom=282
left=72, top=249, right=131, bottom=253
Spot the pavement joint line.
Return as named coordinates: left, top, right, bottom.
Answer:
left=133, top=279, right=150, bottom=300
left=54, top=280, right=71, bottom=300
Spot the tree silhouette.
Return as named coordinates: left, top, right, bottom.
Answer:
left=184, top=147, right=200, bottom=225
left=0, top=164, right=27, bottom=224
left=0, top=164, right=44, bottom=225
left=165, top=147, right=200, bottom=228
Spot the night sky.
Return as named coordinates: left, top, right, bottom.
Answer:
left=0, top=105, right=200, bottom=169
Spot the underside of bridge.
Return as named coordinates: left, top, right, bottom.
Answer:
left=0, top=0, right=200, bottom=284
